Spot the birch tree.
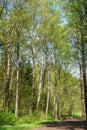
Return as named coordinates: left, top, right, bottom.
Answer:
left=5, top=0, right=12, bottom=110
left=62, top=0, right=87, bottom=120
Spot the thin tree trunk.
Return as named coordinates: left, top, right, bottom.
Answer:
left=57, top=66, right=61, bottom=118
left=5, top=0, right=12, bottom=111
left=46, top=63, right=50, bottom=117
left=53, top=50, right=58, bottom=120
left=63, top=72, right=67, bottom=118
left=78, top=45, right=86, bottom=119
left=79, top=61, right=85, bottom=119
left=81, top=41, right=87, bottom=121
left=29, top=1, right=36, bottom=113
left=36, top=43, right=44, bottom=111
left=53, top=70, right=58, bottom=120
left=15, top=41, right=19, bottom=118
left=9, top=69, right=13, bottom=108
left=53, top=89, right=57, bottom=120
left=5, top=44, right=11, bottom=110
left=30, top=43, right=35, bottom=114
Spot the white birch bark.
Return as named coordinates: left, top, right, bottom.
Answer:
left=46, top=63, right=50, bottom=116
left=15, top=40, right=19, bottom=118
left=36, top=43, right=44, bottom=111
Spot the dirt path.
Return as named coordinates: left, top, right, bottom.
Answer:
left=34, top=119, right=87, bottom=130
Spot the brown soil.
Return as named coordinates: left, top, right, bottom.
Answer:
left=34, top=119, right=87, bottom=130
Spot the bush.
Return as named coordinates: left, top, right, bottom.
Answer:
left=33, top=111, right=46, bottom=120
left=18, top=115, right=33, bottom=124
left=0, top=111, right=16, bottom=125
left=18, top=111, right=46, bottom=124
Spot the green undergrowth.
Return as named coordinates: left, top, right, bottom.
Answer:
left=0, top=111, right=54, bottom=130
left=73, top=112, right=82, bottom=119
left=0, top=111, right=52, bottom=125
left=17, top=111, right=48, bottom=124
left=0, top=120, right=53, bottom=130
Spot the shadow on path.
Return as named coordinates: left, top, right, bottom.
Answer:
left=46, top=119, right=87, bottom=130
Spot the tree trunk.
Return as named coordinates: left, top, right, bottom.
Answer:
left=5, top=0, right=11, bottom=111
left=15, top=42, right=19, bottom=118
left=9, top=69, right=13, bottom=109
left=30, top=43, right=35, bottom=114
left=53, top=50, right=58, bottom=120
left=63, top=72, right=67, bottom=118
left=79, top=54, right=86, bottom=119
left=36, top=43, right=44, bottom=111
left=46, top=63, right=50, bottom=117
left=80, top=64, right=86, bottom=119
left=5, top=44, right=11, bottom=110
left=76, top=32, right=86, bottom=120
left=81, top=41, right=87, bottom=121
left=53, top=70, right=58, bottom=120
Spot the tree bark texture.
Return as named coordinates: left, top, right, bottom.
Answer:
left=30, top=43, right=35, bottom=114
left=5, top=44, right=11, bottom=110
left=46, top=63, right=50, bottom=116
left=15, top=41, right=19, bottom=118
left=36, top=43, right=44, bottom=111
left=80, top=30, right=87, bottom=121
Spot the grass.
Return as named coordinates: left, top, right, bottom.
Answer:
left=0, top=119, right=53, bottom=130
left=0, top=112, right=82, bottom=130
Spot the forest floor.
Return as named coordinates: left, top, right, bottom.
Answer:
left=34, top=119, right=87, bottom=130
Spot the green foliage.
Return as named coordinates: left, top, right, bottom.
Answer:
left=0, top=111, right=16, bottom=125
left=18, top=111, right=46, bottom=124
left=0, top=120, right=53, bottom=130
left=0, top=0, right=83, bottom=123
left=72, top=111, right=82, bottom=119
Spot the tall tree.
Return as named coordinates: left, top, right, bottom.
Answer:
left=62, top=0, right=87, bottom=120
left=5, top=0, right=12, bottom=110
left=15, top=30, right=20, bottom=118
